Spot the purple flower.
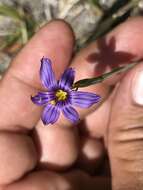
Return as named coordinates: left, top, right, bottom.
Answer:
left=31, top=58, right=101, bottom=125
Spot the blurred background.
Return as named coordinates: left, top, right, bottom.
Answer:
left=0, top=0, right=143, bottom=78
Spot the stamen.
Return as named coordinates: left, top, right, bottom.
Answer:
left=50, top=100, right=56, bottom=105
left=55, top=89, right=68, bottom=101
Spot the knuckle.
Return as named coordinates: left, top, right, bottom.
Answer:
left=110, top=123, right=143, bottom=173
left=109, top=105, right=143, bottom=173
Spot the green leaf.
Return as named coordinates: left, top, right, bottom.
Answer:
left=84, top=0, right=140, bottom=47
left=0, top=4, right=22, bottom=21
left=91, top=0, right=100, bottom=7
left=0, top=4, right=37, bottom=49
left=0, top=31, right=21, bottom=50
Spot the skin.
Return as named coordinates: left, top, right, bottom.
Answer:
left=0, top=17, right=143, bottom=190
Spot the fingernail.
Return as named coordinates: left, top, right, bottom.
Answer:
left=132, top=70, right=143, bottom=105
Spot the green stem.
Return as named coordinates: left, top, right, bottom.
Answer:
left=20, top=21, right=28, bottom=44
left=73, top=60, right=141, bottom=89
left=84, top=0, right=140, bottom=47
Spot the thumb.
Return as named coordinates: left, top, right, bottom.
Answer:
left=108, top=63, right=143, bottom=190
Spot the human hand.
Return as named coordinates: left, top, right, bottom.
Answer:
left=0, top=17, right=143, bottom=190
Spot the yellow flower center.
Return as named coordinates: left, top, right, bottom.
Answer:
left=55, top=89, right=68, bottom=101
left=49, top=89, right=68, bottom=105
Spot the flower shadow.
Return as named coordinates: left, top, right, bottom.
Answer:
left=86, top=37, right=135, bottom=76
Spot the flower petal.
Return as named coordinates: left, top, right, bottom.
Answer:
left=59, top=68, right=75, bottom=90
left=41, top=104, right=60, bottom=125
left=31, top=91, right=54, bottom=106
left=71, top=91, right=101, bottom=108
left=40, top=58, right=57, bottom=89
left=62, top=105, right=79, bottom=123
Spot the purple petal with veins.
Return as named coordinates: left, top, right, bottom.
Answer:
left=31, top=91, right=54, bottom=106
left=62, top=105, right=79, bottom=123
left=40, top=58, right=57, bottom=90
left=42, top=104, right=60, bottom=125
left=59, top=68, right=75, bottom=90
left=71, top=91, right=101, bottom=108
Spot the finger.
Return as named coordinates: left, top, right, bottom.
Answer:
left=0, top=20, right=75, bottom=185
left=34, top=123, right=104, bottom=172
left=0, top=20, right=75, bottom=131
left=52, top=17, right=143, bottom=128
left=0, top=131, right=37, bottom=185
left=78, top=16, right=143, bottom=138
left=108, top=63, right=143, bottom=190
left=77, top=136, right=104, bottom=174
left=33, top=121, right=79, bottom=171
left=4, top=170, right=111, bottom=190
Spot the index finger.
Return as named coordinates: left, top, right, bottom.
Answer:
left=0, top=20, right=75, bottom=131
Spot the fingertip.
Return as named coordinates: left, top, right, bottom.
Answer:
left=77, top=136, right=104, bottom=174
left=33, top=121, right=79, bottom=171
left=10, top=19, right=75, bottom=89
left=38, top=19, right=75, bottom=49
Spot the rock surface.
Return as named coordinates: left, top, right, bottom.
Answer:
left=0, top=0, right=142, bottom=76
